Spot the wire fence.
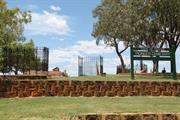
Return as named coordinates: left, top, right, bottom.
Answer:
left=0, top=47, right=49, bottom=75
left=78, top=56, right=103, bottom=76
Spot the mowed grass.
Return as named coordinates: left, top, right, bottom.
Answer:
left=0, top=97, right=180, bottom=120
left=51, top=73, right=180, bottom=81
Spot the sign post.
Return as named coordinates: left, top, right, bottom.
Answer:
left=130, top=45, right=176, bottom=80
left=171, top=47, right=177, bottom=80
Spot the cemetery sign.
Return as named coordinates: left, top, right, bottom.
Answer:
left=130, top=45, right=177, bottom=80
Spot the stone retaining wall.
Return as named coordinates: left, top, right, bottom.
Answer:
left=0, top=80, right=180, bottom=98
left=76, top=113, right=180, bottom=120
left=0, top=75, right=47, bottom=80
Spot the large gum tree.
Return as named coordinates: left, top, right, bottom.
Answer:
left=127, top=0, right=180, bottom=72
left=92, top=0, right=180, bottom=73
left=92, top=0, right=131, bottom=73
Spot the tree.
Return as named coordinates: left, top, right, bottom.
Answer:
left=92, top=0, right=131, bottom=72
left=154, top=0, right=180, bottom=72
left=155, top=0, right=180, bottom=50
left=0, top=0, right=34, bottom=74
left=6, top=41, right=36, bottom=75
left=0, top=0, right=31, bottom=47
left=127, top=0, right=162, bottom=72
left=93, top=0, right=180, bottom=73
left=127, top=0, right=180, bottom=72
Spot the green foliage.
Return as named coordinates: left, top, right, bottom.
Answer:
left=155, top=0, right=180, bottom=49
left=0, top=41, right=39, bottom=74
left=92, top=0, right=180, bottom=50
left=92, top=0, right=180, bottom=73
left=127, top=0, right=180, bottom=49
left=92, top=0, right=130, bottom=47
left=0, top=0, right=41, bottom=74
left=0, top=0, right=31, bottom=47
left=92, top=0, right=131, bottom=72
left=126, top=0, right=158, bottom=47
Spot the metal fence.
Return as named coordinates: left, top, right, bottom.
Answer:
left=78, top=56, right=103, bottom=76
left=0, top=47, right=49, bottom=75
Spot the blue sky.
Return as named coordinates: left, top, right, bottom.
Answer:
left=6, top=0, right=180, bottom=76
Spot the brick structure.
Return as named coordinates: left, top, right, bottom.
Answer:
left=0, top=80, right=180, bottom=98
left=48, top=67, right=68, bottom=78
left=76, top=113, right=180, bottom=120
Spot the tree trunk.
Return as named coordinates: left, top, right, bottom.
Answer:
left=14, top=68, right=18, bottom=75
left=14, top=71, right=18, bottom=75
left=118, top=54, right=125, bottom=73
left=113, top=38, right=128, bottom=73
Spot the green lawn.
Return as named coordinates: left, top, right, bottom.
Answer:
left=0, top=97, right=180, bottom=120
left=50, top=73, right=180, bottom=81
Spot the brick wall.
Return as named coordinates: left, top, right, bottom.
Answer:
left=0, top=80, right=180, bottom=98
left=76, top=113, right=180, bottom=120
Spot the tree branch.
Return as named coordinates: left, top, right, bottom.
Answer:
left=119, top=46, right=129, bottom=54
left=159, top=41, right=164, bottom=48
left=113, top=38, right=129, bottom=55
left=113, top=38, right=120, bottom=56
left=176, top=36, right=180, bottom=49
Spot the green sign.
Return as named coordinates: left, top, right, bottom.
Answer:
left=133, top=50, right=171, bottom=56
left=130, top=45, right=177, bottom=80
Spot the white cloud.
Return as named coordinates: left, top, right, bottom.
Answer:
left=50, top=5, right=61, bottom=11
left=72, top=40, right=114, bottom=55
left=25, top=11, right=71, bottom=36
left=27, top=4, right=39, bottom=10
left=51, top=36, right=65, bottom=41
left=49, top=40, right=132, bottom=76
left=49, top=40, right=114, bottom=64
left=103, top=57, right=130, bottom=74
left=59, top=38, right=65, bottom=41
left=49, top=40, right=119, bottom=76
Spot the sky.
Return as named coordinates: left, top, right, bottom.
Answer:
left=6, top=0, right=180, bottom=76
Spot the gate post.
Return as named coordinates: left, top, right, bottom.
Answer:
left=130, top=45, right=134, bottom=80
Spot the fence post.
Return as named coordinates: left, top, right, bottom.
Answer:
left=35, top=47, right=38, bottom=74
